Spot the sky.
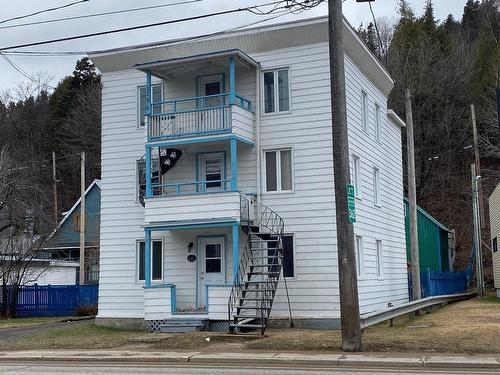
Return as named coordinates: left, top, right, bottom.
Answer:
left=0, top=0, right=466, bottom=94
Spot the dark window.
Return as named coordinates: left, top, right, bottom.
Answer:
left=205, top=244, right=222, bottom=273
left=267, top=234, right=294, bottom=278
left=493, top=237, right=498, bottom=253
left=138, top=240, right=163, bottom=281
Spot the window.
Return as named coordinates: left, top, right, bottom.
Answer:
left=361, top=91, right=368, bottom=132
left=352, top=155, right=361, bottom=198
left=355, top=236, right=364, bottom=278
left=263, top=68, right=289, bottom=114
left=493, top=237, right=498, bottom=253
left=198, top=152, right=225, bottom=191
left=376, top=240, right=384, bottom=279
left=205, top=243, right=222, bottom=273
left=375, top=103, right=381, bottom=141
left=267, top=234, right=294, bottom=278
left=373, top=167, right=380, bottom=206
left=138, top=84, right=162, bottom=127
left=136, top=158, right=160, bottom=200
left=137, top=240, right=163, bottom=281
left=264, top=149, right=293, bottom=192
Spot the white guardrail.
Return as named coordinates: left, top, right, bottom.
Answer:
left=360, top=291, right=477, bottom=329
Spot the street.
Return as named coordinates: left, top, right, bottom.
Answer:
left=0, top=363, right=497, bottom=375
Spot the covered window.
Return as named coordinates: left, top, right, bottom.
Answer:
left=263, top=68, right=289, bottom=114
left=361, top=90, right=368, bottom=132
left=264, top=149, right=293, bottom=192
left=138, top=84, right=162, bottom=127
left=376, top=239, right=384, bottom=279
left=355, top=235, right=364, bottom=278
left=352, top=155, right=361, bottom=198
left=493, top=237, right=498, bottom=253
left=375, top=103, right=381, bottom=141
left=373, top=167, right=380, bottom=206
left=137, top=240, right=163, bottom=281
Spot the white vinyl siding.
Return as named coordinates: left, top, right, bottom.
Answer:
left=355, top=235, right=364, bottom=278
left=376, top=239, right=384, bottom=279
left=263, top=68, right=290, bottom=114
left=264, top=149, right=293, bottom=193
left=373, top=167, right=381, bottom=206
left=375, top=103, right=381, bottom=141
left=352, top=155, right=361, bottom=198
left=138, top=84, right=162, bottom=127
left=361, top=90, right=368, bottom=132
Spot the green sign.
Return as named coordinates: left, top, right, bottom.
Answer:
left=346, top=183, right=356, bottom=223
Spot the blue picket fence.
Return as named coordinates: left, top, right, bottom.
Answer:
left=3, top=284, right=98, bottom=317
left=408, top=269, right=467, bottom=299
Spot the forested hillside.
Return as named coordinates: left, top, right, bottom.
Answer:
left=359, top=0, right=499, bottom=275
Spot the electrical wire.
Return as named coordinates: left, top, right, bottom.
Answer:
left=0, top=52, right=56, bottom=90
left=368, top=1, right=387, bottom=64
left=0, top=0, right=203, bottom=31
left=0, top=0, right=90, bottom=25
left=0, top=0, right=321, bottom=51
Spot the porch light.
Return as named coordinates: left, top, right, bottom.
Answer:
left=187, top=242, right=194, bottom=253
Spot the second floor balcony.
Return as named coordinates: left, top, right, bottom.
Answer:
left=136, top=49, right=258, bottom=144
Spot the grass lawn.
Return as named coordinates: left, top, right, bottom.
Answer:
left=0, top=316, right=75, bottom=329
left=156, top=296, right=500, bottom=354
left=0, top=321, right=140, bottom=350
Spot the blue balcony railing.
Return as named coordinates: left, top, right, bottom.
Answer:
left=147, top=93, right=251, bottom=141
left=150, top=179, right=232, bottom=196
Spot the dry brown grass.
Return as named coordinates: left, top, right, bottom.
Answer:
left=155, top=297, right=500, bottom=354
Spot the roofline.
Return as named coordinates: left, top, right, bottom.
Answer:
left=403, top=197, right=451, bottom=232
left=387, top=109, right=406, bottom=128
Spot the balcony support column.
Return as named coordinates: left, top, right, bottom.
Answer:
left=232, top=223, right=239, bottom=282
left=229, top=56, right=235, bottom=105
left=230, top=138, right=237, bottom=191
left=144, top=228, right=152, bottom=288
left=145, top=145, right=152, bottom=198
left=145, top=70, right=152, bottom=115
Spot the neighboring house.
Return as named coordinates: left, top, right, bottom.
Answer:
left=89, top=16, right=408, bottom=332
left=43, top=179, right=101, bottom=284
left=404, top=198, right=453, bottom=273
left=489, top=183, right=500, bottom=297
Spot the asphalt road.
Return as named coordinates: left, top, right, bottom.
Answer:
left=0, top=363, right=496, bottom=375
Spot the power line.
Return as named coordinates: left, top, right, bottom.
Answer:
left=0, top=52, right=56, bottom=90
left=0, top=0, right=203, bottom=30
left=0, top=1, right=318, bottom=51
left=0, top=0, right=90, bottom=25
left=368, top=1, right=387, bottom=64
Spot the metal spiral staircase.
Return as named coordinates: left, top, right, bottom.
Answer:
left=228, top=195, right=293, bottom=335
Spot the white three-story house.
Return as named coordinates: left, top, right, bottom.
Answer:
left=90, top=16, right=408, bottom=333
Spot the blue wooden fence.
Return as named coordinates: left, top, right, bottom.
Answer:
left=408, top=269, right=467, bottom=299
left=2, top=284, right=98, bottom=317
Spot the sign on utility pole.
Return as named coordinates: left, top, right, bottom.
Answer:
left=347, top=184, right=356, bottom=223
left=328, top=0, right=362, bottom=351
left=405, top=89, right=421, bottom=302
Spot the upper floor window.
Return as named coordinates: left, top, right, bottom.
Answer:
left=136, top=158, right=160, bottom=201
left=352, top=155, right=361, bottom=198
left=375, top=103, right=381, bottom=141
left=373, top=166, right=381, bottom=206
left=361, top=90, right=368, bottom=132
left=138, top=84, right=162, bottom=127
left=263, top=68, right=289, bottom=114
left=264, top=149, right=293, bottom=193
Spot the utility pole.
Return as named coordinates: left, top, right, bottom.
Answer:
left=471, top=163, right=484, bottom=296
left=79, top=151, right=86, bottom=286
left=52, top=151, right=58, bottom=226
left=471, top=104, right=485, bottom=223
left=328, top=0, right=362, bottom=351
left=405, top=89, right=421, bottom=302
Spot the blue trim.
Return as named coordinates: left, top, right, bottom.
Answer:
left=232, top=224, right=239, bottom=282
left=171, top=285, right=176, bottom=314
left=144, top=220, right=238, bottom=232
left=147, top=134, right=254, bottom=148
left=230, top=138, right=238, bottom=191
left=144, top=229, right=152, bottom=288
left=145, top=145, right=152, bottom=198
left=145, top=71, right=152, bottom=116
left=196, top=234, right=227, bottom=309
left=143, top=283, right=175, bottom=289
left=196, top=151, right=227, bottom=193
left=229, top=56, right=235, bottom=105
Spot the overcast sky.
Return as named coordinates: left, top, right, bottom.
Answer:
left=0, top=0, right=466, bottom=93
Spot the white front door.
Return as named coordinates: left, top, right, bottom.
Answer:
left=197, top=237, right=225, bottom=308
left=198, top=152, right=225, bottom=192
left=198, top=74, right=224, bottom=108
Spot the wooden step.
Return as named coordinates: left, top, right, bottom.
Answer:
left=230, top=323, right=263, bottom=329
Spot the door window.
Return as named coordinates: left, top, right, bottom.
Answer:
left=205, top=243, right=222, bottom=273
left=198, top=152, right=225, bottom=191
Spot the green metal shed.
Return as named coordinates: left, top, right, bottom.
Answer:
left=404, top=198, right=451, bottom=272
